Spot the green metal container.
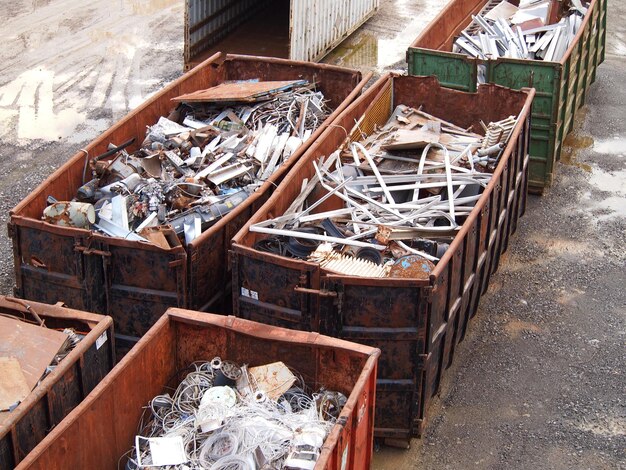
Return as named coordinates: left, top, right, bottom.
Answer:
left=407, top=0, right=607, bottom=193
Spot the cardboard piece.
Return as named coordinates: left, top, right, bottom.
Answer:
left=383, top=122, right=442, bottom=150
left=248, top=361, right=296, bottom=400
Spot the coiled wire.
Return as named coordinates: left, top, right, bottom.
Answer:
left=124, top=359, right=338, bottom=469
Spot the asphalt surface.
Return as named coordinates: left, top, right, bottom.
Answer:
left=0, top=1, right=624, bottom=469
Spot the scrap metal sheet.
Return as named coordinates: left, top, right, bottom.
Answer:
left=172, top=80, right=307, bottom=103
left=0, top=316, right=67, bottom=389
left=0, top=357, right=30, bottom=411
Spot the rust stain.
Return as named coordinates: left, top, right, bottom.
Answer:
left=388, top=255, right=435, bottom=280
left=43, top=213, right=74, bottom=226
left=561, top=133, right=594, bottom=173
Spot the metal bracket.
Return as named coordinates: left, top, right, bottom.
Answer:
left=74, top=246, right=111, bottom=257
left=169, top=258, right=185, bottom=269
left=293, top=286, right=337, bottom=298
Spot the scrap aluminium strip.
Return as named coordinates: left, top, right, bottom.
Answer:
left=9, top=53, right=368, bottom=353
left=231, top=74, right=535, bottom=439
left=406, top=0, right=607, bottom=194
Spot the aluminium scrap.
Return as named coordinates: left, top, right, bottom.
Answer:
left=455, top=0, right=588, bottom=67
left=249, top=105, right=520, bottom=278
left=41, top=80, right=330, bottom=248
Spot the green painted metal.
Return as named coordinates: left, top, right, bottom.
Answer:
left=488, top=60, right=560, bottom=190
left=406, top=49, right=477, bottom=92
left=407, top=0, right=608, bottom=194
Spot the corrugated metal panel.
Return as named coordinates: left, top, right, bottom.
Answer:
left=184, top=0, right=379, bottom=67
left=290, top=0, right=379, bottom=62
left=184, top=0, right=268, bottom=64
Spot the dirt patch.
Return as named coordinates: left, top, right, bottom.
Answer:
left=503, top=319, right=543, bottom=338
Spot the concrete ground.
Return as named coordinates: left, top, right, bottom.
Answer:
left=0, top=0, right=624, bottom=469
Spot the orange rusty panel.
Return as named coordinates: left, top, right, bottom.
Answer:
left=0, top=296, right=115, bottom=469
left=349, top=79, right=393, bottom=141
left=231, top=74, right=534, bottom=438
left=172, top=79, right=306, bottom=102
left=410, top=0, right=488, bottom=50
left=16, top=309, right=380, bottom=470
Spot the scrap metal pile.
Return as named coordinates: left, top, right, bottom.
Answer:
left=43, top=80, right=330, bottom=247
left=454, top=0, right=589, bottom=65
left=124, top=359, right=345, bottom=469
left=250, top=105, right=519, bottom=279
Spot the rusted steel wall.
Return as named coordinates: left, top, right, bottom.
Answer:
left=413, top=0, right=485, bottom=51
left=0, top=296, right=115, bottom=468
left=9, top=54, right=367, bottom=350
left=231, top=74, right=534, bottom=438
left=16, top=309, right=380, bottom=470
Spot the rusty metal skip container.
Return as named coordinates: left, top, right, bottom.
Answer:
left=0, top=296, right=115, bottom=468
left=9, top=53, right=368, bottom=353
left=15, top=309, right=380, bottom=470
left=230, top=74, right=535, bottom=439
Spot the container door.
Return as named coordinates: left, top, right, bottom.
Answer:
left=232, top=250, right=322, bottom=332
left=289, top=0, right=379, bottom=62
left=323, top=276, right=430, bottom=439
left=11, top=223, right=104, bottom=313
left=184, top=0, right=267, bottom=68
left=93, top=238, right=187, bottom=345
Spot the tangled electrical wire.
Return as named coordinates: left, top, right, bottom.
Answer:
left=122, top=359, right=346, bottom=470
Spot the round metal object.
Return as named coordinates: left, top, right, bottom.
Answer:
left=43, top=202, right=96, bottom=229
left=389, top=255, right=436, bottom=280
left=286, top=227, right=324, bottom=258
left=355, top=246, right=383, bottom=265
left=220, top=360, right=242, bottom=381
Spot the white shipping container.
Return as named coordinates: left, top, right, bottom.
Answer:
left=184, top=0, right=379, bottom=69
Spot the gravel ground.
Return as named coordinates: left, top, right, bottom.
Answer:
left=372, top=0, right=626, bottom=468
left=0, top=1, right=624, bottom=469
